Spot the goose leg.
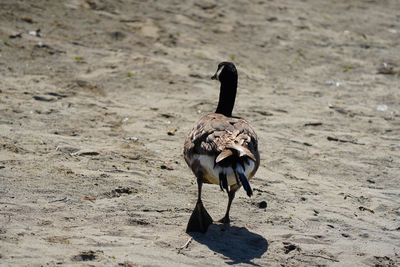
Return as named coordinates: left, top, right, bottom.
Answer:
left=218, top=187, right=237, bottom=224
left=186, top=173, right=213, bottom=233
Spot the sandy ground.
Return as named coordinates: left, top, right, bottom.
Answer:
left=1, top=0, right=400, bottom=266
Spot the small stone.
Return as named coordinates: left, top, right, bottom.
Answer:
left=161, top=164, right=174, bottom=170
left=33, top=95, right=57, bottom=102
left=22, top=16, right=33, bottom=23
left=125, top=136, right=138, bottom=142
left=257, top=201, right=267, bottom=209
left=283, top=242, right=300, bottom=254
left=167, top=128, right=177, bottom=136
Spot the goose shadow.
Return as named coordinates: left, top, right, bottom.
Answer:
left=188, top=224, right=268, bottom=266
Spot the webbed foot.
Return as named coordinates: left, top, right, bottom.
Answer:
left=218, top=216, right=230, bottom=224
left=186, top=201, right=213, bottom=233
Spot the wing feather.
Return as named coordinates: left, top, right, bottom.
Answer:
left=184, top=113, right=258, bottom=165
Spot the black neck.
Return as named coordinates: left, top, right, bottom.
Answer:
left=215, top=78, right=237, bottom=117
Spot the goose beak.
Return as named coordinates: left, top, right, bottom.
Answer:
left=211, top=65, right=224, bottom=81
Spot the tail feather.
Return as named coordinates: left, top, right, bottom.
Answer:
left=226, top=144, right=256, bottom=162
left=214, top=149, right=254, bottom=197
left=219, top=172, right=229, bottom=193
left=216, top=149, right=233, bottom=163
left=235, top=164, right=253, bottom=197
left=238, top=172, right=253, bottom=197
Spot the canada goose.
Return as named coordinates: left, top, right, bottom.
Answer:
left=184, top=62, right=260, bottom=233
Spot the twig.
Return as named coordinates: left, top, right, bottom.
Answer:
left=304, top=122, right=322, bottom=126
left=294, top=217, right=307, bottom=226
left=359, top=206, right=375, bottom=213
left=302, top=254, right=339, bottom=262
left=327, top=136, right=364, bottom=145
left=49, top=197, right=67, bottom=203
left=177, top=237, right=193, bottom=253
left=81, top=196, right=95, bottom=202
left=0, top=202, right=19, bottom=205
left=142, top=208, right=171, bottom=213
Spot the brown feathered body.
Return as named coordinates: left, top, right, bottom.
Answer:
left=184, top=113, right=259, bottom=188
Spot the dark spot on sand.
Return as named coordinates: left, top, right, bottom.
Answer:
left=72, top=250, right=101, bottom=261
left=283, top=242, right=300, bottom=254
left=257, top=201, right=267, bottom=209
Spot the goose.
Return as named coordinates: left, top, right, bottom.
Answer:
left=183, top=62, right=260, bottom=233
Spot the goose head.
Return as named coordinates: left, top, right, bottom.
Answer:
left=211, top=62, right=237, bottom=83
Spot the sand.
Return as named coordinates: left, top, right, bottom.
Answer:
left=0, top=0, right=399, bottom=266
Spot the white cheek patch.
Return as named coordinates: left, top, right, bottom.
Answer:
left=216, top=65, right=225, bottom=81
